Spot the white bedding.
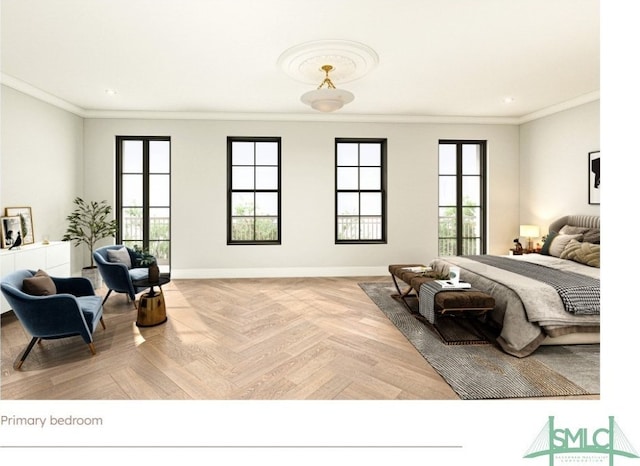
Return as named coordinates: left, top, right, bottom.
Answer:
left=430, top=253, right=600, bottom=357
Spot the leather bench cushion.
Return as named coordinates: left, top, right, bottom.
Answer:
left=410, top=276, right=494, bottom=310
left=388, top=264, right=426, bottom=284
left=434, top=290, right=495, bottom=310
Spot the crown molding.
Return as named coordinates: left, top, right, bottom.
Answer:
left=2, top=73, right=598, bottom=125
left=1, top=73, right=85, bottom=116
left=517, top=91, right=600, bottom=124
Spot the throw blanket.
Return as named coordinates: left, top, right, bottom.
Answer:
left=466, top=255, right=599, bottom=315
left=418, top=281, right=441, bottom=323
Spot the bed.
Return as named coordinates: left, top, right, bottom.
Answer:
left=429, top=215, right=600, bottom=357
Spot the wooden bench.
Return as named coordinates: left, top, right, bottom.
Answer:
left=389, top=263, right=495, bottom=325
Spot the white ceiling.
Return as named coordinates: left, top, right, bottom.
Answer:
left=1, top=0, right=600, bottom=122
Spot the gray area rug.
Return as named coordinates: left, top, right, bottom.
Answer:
left=359, top=282, right=600, bottom=400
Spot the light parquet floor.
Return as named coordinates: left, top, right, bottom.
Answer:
left=0, top=276, right=597, bottom=400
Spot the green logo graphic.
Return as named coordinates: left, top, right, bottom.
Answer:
left=524, top=416, right=639, bottom=465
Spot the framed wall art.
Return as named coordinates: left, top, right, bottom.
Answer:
left=4, top=206, right=35, bottom=245
left=1, top=216, right=23, bottom=249
left=588, top=150, right=600, bottom=205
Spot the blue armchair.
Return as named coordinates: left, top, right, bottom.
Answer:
left=0, top=270, right=105, bottom=369
left=93, top=245, right=149, bottom=305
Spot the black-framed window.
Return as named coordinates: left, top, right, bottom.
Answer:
left=227, top=137, right=281, bottom=244
left=438, top=140, right=486, bottom=256
left=116, top=136, right=171, bottom=269
left=335, top=138, right=387, bottom=243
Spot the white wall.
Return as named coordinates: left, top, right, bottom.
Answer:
left=0, top=86, right=85, bottom=271
left=519, top=100, right=600, bottom=238
left=2, top=85, right=599, bottom=279
left=83, top=118, right=520, bottom=278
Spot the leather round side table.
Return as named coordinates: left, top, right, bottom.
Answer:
left=132, top=274, right=170, bottom=327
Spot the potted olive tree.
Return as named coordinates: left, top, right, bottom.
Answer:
left=63, top=197, right=118, bottom=288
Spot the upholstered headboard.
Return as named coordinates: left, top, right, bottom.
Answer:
left=548, top=215, right=600, bottom=234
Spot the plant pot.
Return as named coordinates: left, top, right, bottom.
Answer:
left=82, top=266, right=103, bottom=289
left=148, top=263, right=160, bottom=283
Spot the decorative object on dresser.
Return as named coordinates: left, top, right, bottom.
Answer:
left=62, top=197, right=118, bottom=288
left=1, top=216, right=22, bottom=249
left=4, top=207, right=35, bottom=245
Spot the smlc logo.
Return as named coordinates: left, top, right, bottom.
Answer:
left=524, top=416, right=639, bottom=465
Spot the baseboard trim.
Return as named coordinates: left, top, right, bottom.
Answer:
left=170, top=266, right=389, bottom=279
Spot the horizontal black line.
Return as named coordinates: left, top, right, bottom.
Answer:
left=1, top=445, right=463, bottom=449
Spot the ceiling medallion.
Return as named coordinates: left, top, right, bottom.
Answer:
left=278, top=39, right=378, bottom=112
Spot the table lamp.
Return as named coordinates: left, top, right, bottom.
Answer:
left=520, top=224, right=540, bottom=252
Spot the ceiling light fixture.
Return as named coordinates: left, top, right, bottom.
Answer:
left=300, top=65, right=354, bottom=112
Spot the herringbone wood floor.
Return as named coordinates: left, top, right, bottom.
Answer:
left=0, top=277, right=597, bottom=400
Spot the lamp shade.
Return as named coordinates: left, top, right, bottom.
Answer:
left=519, top=224, right=540, bottom=237
left=301, top=88, right=354, bottom=112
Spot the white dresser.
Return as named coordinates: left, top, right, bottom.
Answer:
left=1, top=241, right=71, bottom=314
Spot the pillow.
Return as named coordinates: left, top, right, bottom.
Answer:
left=582, top=228, right=600, bottom=244
left=107, top=247, right=132, bottom=268
left=560, top=239, right=600, bottom=268
left=548, top=233, right=583, bottom=257
left=22, top=269, right=57, bottom=296
left=540, top=231, right=558, bottom=255
left=559, top=225, right=590, bottom=235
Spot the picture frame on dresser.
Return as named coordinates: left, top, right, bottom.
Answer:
left=1, top=216, right=22, bottom=249
left=588, top=150, right=600, bottom=205
left=4, top=206, right=34, bottom=245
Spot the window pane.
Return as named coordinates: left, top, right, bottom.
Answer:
left=439, top=238, right=457, bottom=256
left=122, top=140, right=143, bottom=173
left=232, top=217, right=254, bottom=241
left=360, top=192, right=381, bottom=215
left=232, top=192, right=254, bottom=215
left=255, top=218, right=278, bottom=241
left=255, top=193, right=278, bottom=216
left=255, top=166, right=278, bottom=190
left=337, top=192, right=359, bottom=215
left=439, top=176, right=456, bottom=205
left=232, top=166, right=254, bottom=189
left=148, top=240, right=170, bottom=263
left=255, top=142, right=278, bottom=165
left=149, top=174, right=170, bottom=206
left=122, top=174, right=143, bottom=206
left=462, top=207, right=481, bottom=237
left=360, top=167, right=380, bottom=190
left=462, top=238, right=481, bottom=255
left=360, top=144, right=381, bottom=166
left=439, top=144, right=456, bottom=175
left=150, top=208, right=171, bottom=241
left=121, top=207, right=143, bottom=241
left=337, top=217, right=359, bottom=240
left=438, top=208, right=457, bottom=237
left=337, top=167, right=358, bottom=190
left=337, top=143, right=358, bottom=166
left=149, top=140, right=170, bottom=173
left=462, top=176, right=480, bottom=205
left=360, top=217, right=382, bottom=240
left=232, top=142, right=254, bottom=165
left=462, top=144, right=480, bottom=175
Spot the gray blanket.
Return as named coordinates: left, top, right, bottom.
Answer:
left=467, top=255, right=599, bottom=315
left=430, top=254, right=600, bottom=357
